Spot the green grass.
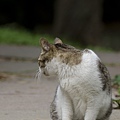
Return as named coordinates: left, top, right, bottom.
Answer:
left=0, top=27, right=54, bottom=46
left=0, top=27, right=114, bottom=51
left=0, top=27, right=82, bottom=48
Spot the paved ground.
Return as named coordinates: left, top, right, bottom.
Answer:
left=0, top=45, right=120, bottom=120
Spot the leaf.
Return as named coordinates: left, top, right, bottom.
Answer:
left=113, top=99, right=120, bottom=109
left=114, top=75, right=120, bottom=85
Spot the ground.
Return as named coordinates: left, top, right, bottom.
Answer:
left=0, top=45, right=120, bottom=120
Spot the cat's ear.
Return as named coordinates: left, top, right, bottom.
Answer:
left=54, top=37, right=63, bottom=44
left=40, top=38, right=51, bottom=51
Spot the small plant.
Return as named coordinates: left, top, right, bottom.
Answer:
left=113, top=75, right=120, bottom=93
left=112, top=74, right=120, bottom=109
left=0, top=27, right=54, bottom=46
left=114, top=75, right=120, bottom=85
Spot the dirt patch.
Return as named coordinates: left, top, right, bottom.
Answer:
left=0, top=73, right=10, bottom=80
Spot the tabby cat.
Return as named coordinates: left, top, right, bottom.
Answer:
left=38, top=38, right=112, bottom=120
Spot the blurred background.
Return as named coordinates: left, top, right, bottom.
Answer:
left=0, top=0, right=120, bottom=50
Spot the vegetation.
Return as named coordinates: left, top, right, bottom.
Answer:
left=112, top=74, right=120, bottom=109
left=0, top=27, right=54, bottom=46
left=113, top=75, right=120, bottom=94
left=0, top=27, right=114, bottom=52
left=0, top=26, right=119, bottom=61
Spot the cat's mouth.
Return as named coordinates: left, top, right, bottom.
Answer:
left=36, top=67, right=49, bottom=79
left=40, top=67, right=49, bottom=76
left=43, top=70, right=49, bottom=76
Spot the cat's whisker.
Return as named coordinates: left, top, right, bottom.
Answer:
left=35, top=67, right=42, bottom=81
left=35, top=71, right=39, bottom=80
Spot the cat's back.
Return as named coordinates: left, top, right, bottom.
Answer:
left=80, top=49, right=111, bottom=92
left=81, top=49, right=100, bottom=65
left=75, top=49, right=101, bottom=78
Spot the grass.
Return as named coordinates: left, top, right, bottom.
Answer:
left=0, top=27, right=83, bottom=48
left=0, top=27, right=54, bottom=46
left=0, top=26, right=114, bottom=51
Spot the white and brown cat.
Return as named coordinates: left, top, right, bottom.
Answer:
left=38, top=38, right=112, bottom=120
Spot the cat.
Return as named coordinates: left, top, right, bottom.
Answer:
left=38, top=37, right=112, bottom=120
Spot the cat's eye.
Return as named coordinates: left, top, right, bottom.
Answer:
left=39, top=60, right=45, bottom=63
left=38, top=59, right=45, bottom=68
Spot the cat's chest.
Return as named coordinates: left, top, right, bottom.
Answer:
left=60, top=78, right=89, bottom=98
left=60, top=74, right=102, bottom=99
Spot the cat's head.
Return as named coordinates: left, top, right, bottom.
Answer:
left=38, top=37, right=63, bottom=76
left=38, top=37, right=81, bottom=76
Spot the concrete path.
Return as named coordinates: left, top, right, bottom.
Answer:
left=0, top=45, right=120, bottom=120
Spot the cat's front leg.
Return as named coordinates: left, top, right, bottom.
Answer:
left=60, top=87, right=73, bottom=120
left=84, top=97, right=101, bottom=120
left=84, top=108, right=99, bottom=120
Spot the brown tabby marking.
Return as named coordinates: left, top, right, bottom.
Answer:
left=98, top=60, right=111, bottom=92
left=38, top=39, right=83, bottom=67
